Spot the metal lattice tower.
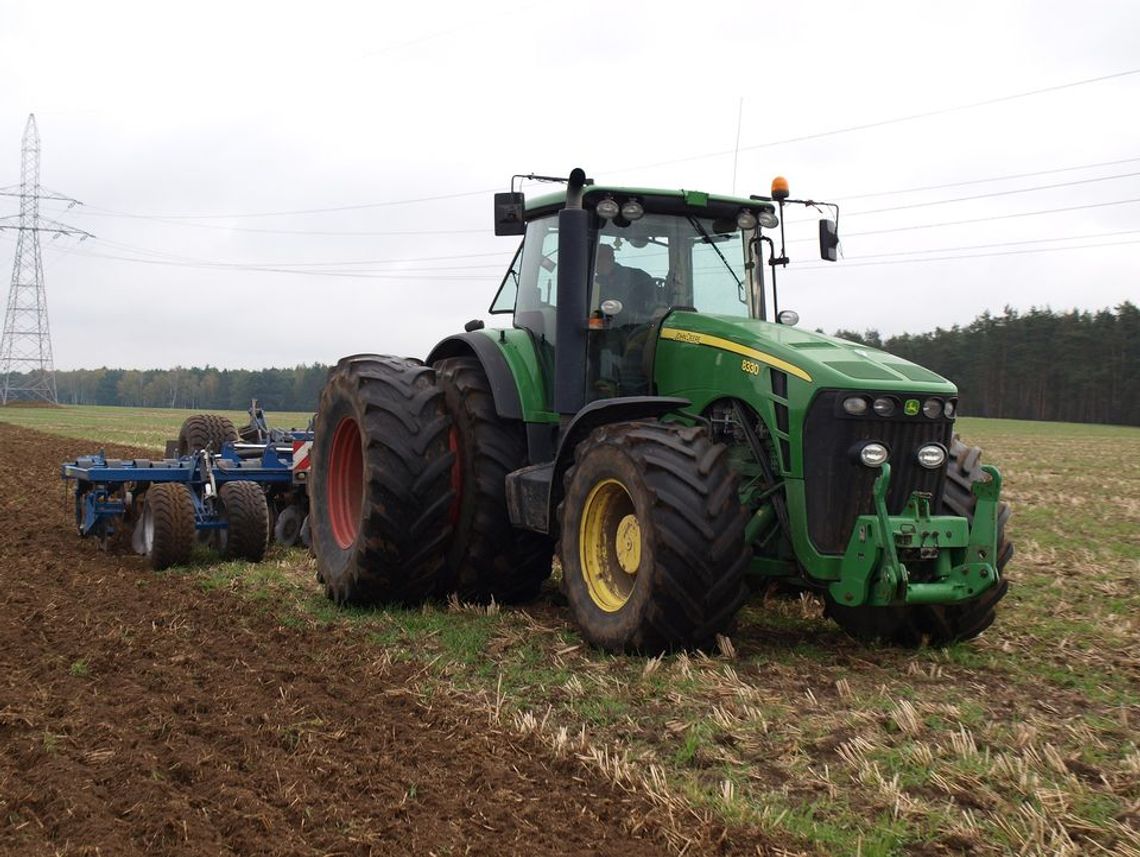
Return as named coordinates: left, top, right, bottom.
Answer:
left=0, top=114, right=92, bottom=404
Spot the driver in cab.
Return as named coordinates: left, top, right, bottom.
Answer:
left=591, top=242, right=656, bottom=396
left=593, top=243, right=655, bottom=324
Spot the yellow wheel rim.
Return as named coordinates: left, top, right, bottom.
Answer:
left=578, top=478, right=642, bottom=612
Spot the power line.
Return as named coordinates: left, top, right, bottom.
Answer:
left=86, top=236, right=512, bottom=270
left=44, top=244, right=493, bottom=280
left=796, top=237, right=1140, bottom=271
left=59, top=217, right=487, bottom=237
left=822, top=228, right=1140, bottom=259
left=849, top=171, right=1140, bottom=216
left=788, top=196, right=1140, bottom=242
left=782, top=170, right=1140, bottom=227
left=604, top=67, right=1140, bottom=175
left=33, top=68, right=1140, bottom=226
left=77, top=186, right=498, bottom=220
left=53, top=161, right=1140, bottom=242
left=832, top=155, right=1140, bottom=201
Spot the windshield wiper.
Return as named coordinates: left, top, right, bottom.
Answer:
left=687, top=215, right=745, bottom=302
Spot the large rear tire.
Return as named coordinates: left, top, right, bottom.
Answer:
left=559, top=422, right=749, bottom=654
left=825, top=437, right=1013, bottom=646
left=140, top=483, right=196, bottom=570
left=434, top=356, right=553, bottom=603
left=178, top=414, right=239, bottom=456
left=310, top=355, right=454, bottom=605
left=217, top=481, right=270, bottom=562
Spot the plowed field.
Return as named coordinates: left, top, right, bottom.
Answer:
left=0, top=423, right=738, bottom=856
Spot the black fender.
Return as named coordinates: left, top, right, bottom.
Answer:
left=426, top=333, right=523, bottom=420
left=545, top=395, right=690, bottom=534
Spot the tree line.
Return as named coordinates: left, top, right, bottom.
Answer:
left=52, top=364, right=329, bottom=414
left=835, top=302, right=1139, bottom=426
left=13, top=302, right=1139, bottom=426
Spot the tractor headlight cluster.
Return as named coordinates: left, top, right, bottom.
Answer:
left=595, top=197, right=620, bottom=219
left=872, top=396, right=897, bottom=417
left=596, top=197, right=645, bottom=222
left=621, top=199, right=644, bottom=221
left=843, top=394, right=955, bottom=420
left=858, top=442, right=889, bottom=468
left=736, top=208, right=778, bottom=230
left=916, top=443, right=947, bottom=469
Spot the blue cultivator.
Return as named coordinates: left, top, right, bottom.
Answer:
left=62, top=439, right=309, bottom=570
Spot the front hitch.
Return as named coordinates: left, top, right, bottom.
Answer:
left=828, top=462, right=1003, bottom=608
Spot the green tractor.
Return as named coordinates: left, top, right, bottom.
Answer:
left=309, top=169, right=1011, bottom=653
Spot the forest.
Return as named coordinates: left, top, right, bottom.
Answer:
left=836, top=302, right=1138, bottom=426
left=35, top=302, right=1140, bottom=426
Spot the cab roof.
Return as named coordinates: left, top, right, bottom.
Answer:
left=524, top=185, right=776, bottom=213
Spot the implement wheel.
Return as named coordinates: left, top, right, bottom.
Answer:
left=434, top=356, right=552, bottom=603
left=274, top=504, right=304, bottom=547
left=178, top=413, right=239, bottom=456
left=559, top=422, right=749, bottom=654
left=139, top=483, right=196, bottom=570
left=310, top=355, right=453, bottom=605
left=825, top=437, right=1013, bottom=646
left=217, top=481, right=270, bottom=562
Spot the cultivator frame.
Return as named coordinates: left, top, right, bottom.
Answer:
left=62, top=424, right=314, bottom=568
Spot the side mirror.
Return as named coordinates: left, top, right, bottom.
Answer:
left=494, top=192, right=526, bottom=236
left=819, top=219, right=839, bottom=262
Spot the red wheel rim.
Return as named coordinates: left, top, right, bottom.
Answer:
left=447, top=425, right=463, bottom=527
left=328, top=416, right=363, bottom=549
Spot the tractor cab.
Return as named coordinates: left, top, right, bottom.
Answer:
left=490, top=173, right=837, bottom=411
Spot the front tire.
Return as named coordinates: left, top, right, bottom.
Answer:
left=140, top=483, right=196, bottom=570
left=825, top=437, right=1013, bottom=646
left=434, top=356, right=553, bottom=603
left=310, top=355, right=454, bottom=605
left=559, top=422, right=749, bottom=654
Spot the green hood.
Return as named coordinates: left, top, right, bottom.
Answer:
left=661, top=312, right=956, bottom=393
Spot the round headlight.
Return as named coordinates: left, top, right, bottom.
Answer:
left=944, top=399, right=956, bottom=418
left=922, top=398, right=942, bottom=419
left=620, top=199, right=644, bottom=221
left=757, top=210, right=779, bottom=229
left=843, top=396, right=869, bottom=416
left=595, top=198, right=620, bottom=219
left=872, top=396, right=897, bottom=417
left=777, top=309, right=800, bottom=326
left=736, top=209, right=758, bottom=230
left=859, top=442, right=889, bottom=468
left=916, top=443, right=947, bottom=469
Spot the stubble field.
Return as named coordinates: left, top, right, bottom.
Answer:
left=1, top=406, right=1137, bottom=856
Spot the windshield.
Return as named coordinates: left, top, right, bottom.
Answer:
left=592, top=213, right=752, bottom=323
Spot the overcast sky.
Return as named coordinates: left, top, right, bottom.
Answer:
left=1, top=1, right=1138, bottom=370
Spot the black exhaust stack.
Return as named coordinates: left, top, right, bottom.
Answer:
left=554, top=167, right=589, bottom=418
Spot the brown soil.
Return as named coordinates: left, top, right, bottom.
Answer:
left=0, top=423, right=743, bottom=856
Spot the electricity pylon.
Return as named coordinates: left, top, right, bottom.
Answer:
left=0, top=114, right=92, bottom=404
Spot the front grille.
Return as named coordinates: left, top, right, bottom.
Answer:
left=802, top=391, right=953, bottom=554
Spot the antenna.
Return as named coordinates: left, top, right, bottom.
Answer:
left=731, top=97, right=744, bottom=195
left=0, top=114, right=93, bottom=404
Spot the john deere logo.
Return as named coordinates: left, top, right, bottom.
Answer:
left=904, top=399, right=920, bottom=416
